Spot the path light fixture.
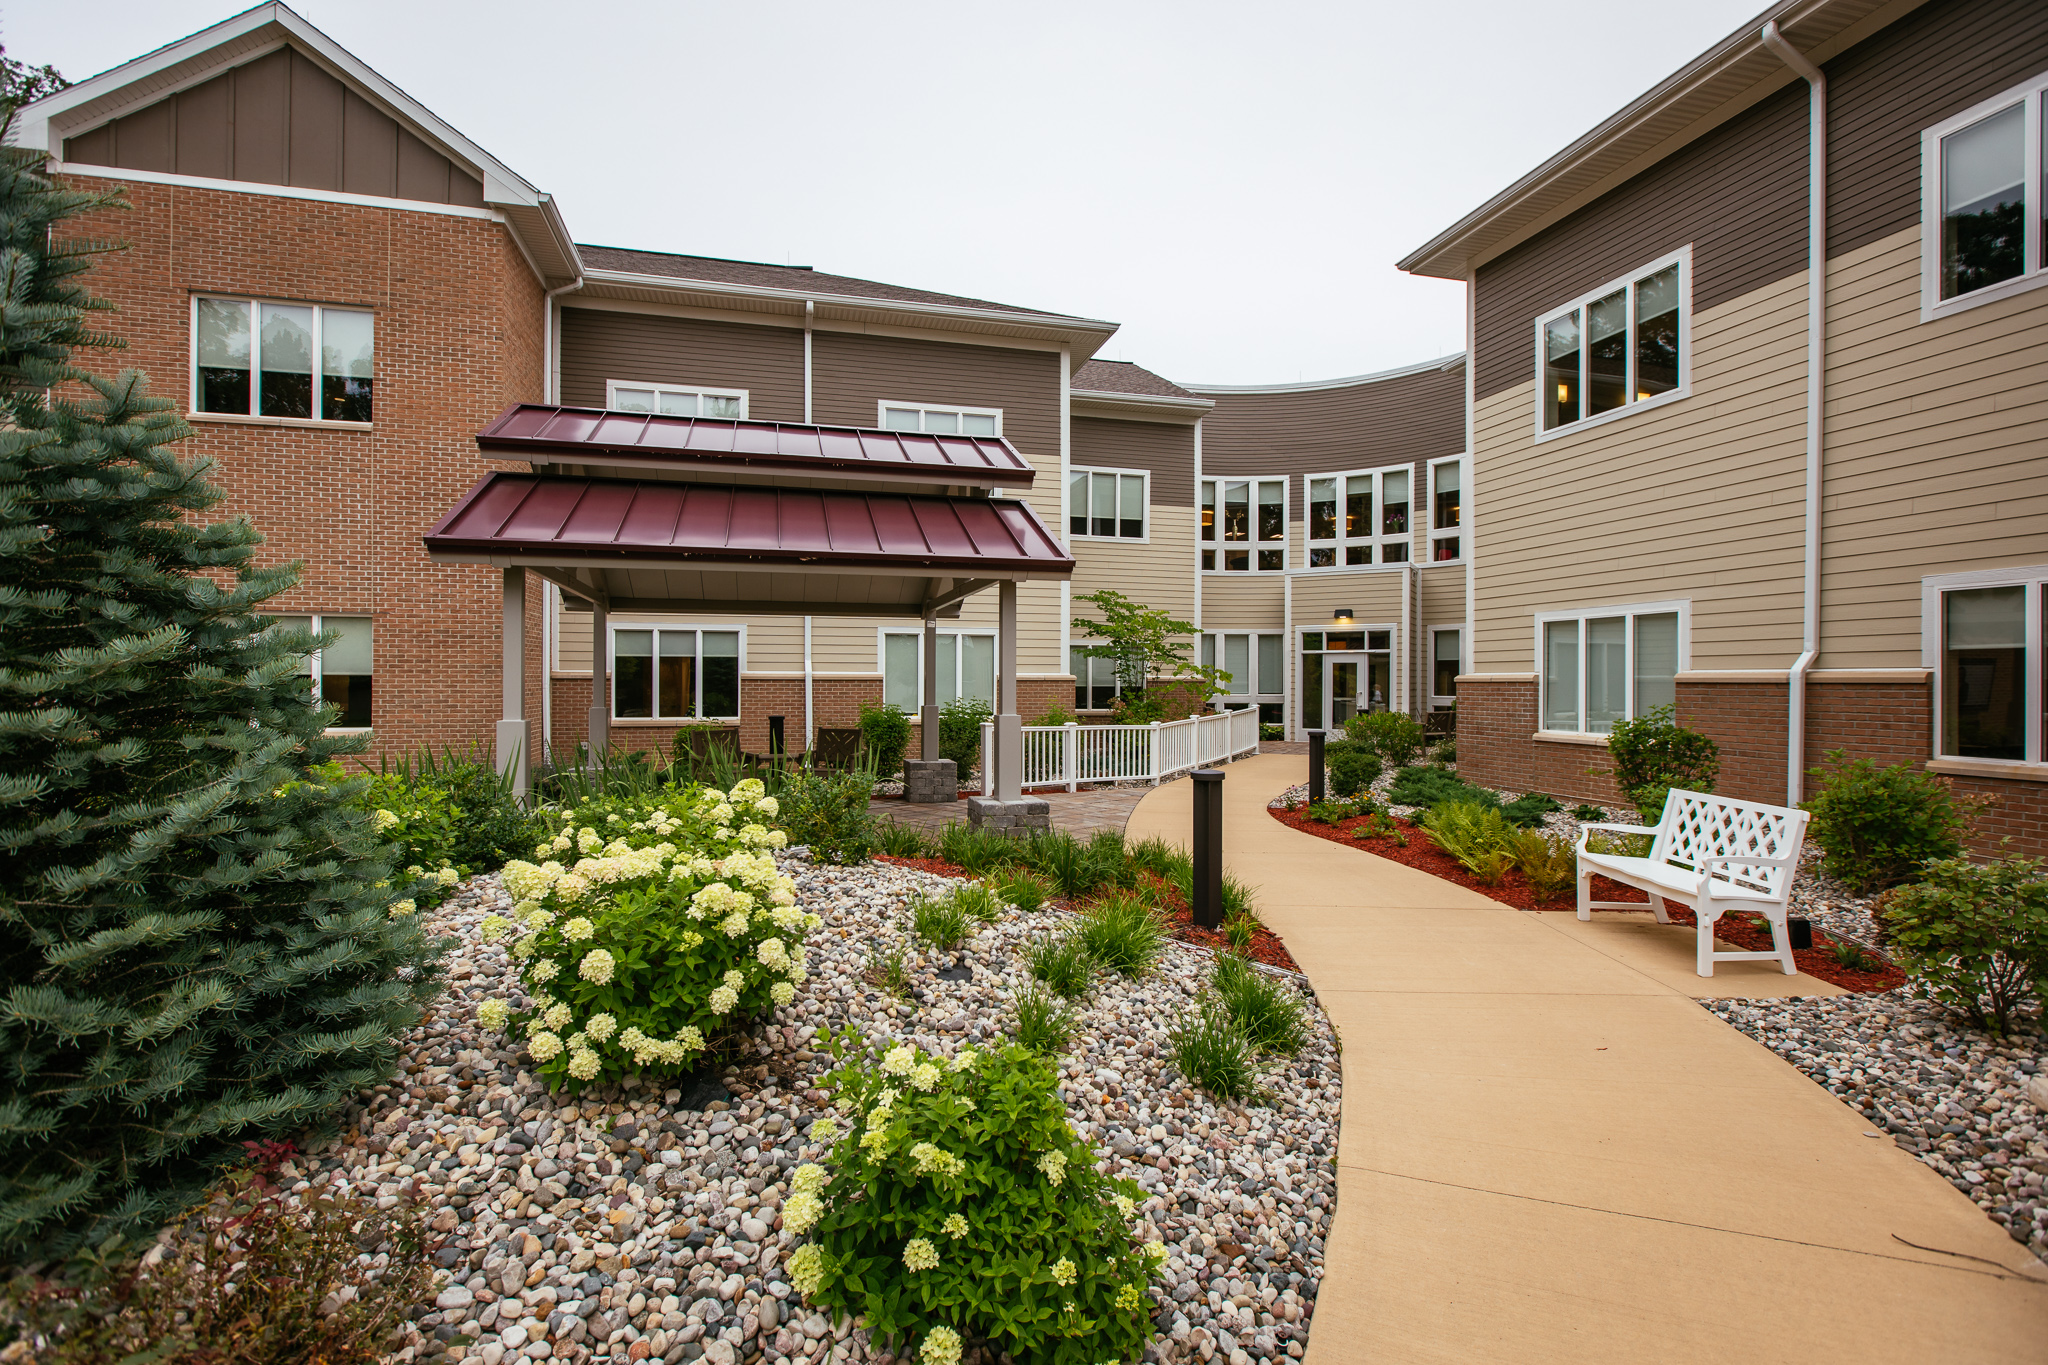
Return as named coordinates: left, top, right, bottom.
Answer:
left=1192, top=769, right=1224, bottom=930
left=1307, top=730, right=1327, bottom=804
left=1789, top=917, right=1813, bottom=951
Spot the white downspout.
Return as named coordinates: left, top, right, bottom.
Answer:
left=1761, top=20, right=1825, bottom=807
left=537, top=273, right=583, bottom=768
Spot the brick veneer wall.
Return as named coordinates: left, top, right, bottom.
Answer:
left=1676, top=680, right=1789, bottom=804
left=66, top=177, right=545, bottom=763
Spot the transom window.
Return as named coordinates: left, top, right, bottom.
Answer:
left=1536, top=602, right=1684, bottom=735
left=612, top=627, right=740, bottom=720
left=1429, top=458, right=1463, bottom=562
left=1202, top=477, right=1286, bottom=572
left=884, top=630, right=997, bottom=712
left=607, top=381, right=747, bottom=419
left=1305, top=467, right=1410, bottom=567
left=268, top=614, right=374, bottom=729
left=1068, top=468, right=1148, bottom=540
left=194, top=297, right=373, bottom=422
left=1921, top=70, right=2048, bottom=318
left=878, top=402, right=1001, bottom=436
left=1535, top=248, right=1688, bottom=437
left=1922, top=566, right=2048, bottom=764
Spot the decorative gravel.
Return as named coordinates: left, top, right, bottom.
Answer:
left=293, top=855, right=1341, bottom=1365
left=1703, top=993, right=2048, bottom=1262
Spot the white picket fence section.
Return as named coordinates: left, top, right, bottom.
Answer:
left=980, top=708, right=1262, bottom=794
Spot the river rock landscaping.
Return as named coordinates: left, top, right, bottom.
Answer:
left=289, top=851, right=1340, bottom=1365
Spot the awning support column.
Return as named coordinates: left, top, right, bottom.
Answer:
left=921, top=615, right=940, bottom=762
left=588, top=598, right=609, bottom=773
left=996, top=579, right=1021, bottom=801
left=495, top=567, right=528, bottom=800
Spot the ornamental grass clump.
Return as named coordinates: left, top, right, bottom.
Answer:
left=1210, top=953, right=1307, bottom=1055
left=1167, top=1002, right=1258, bottom=1101
left=1075, top=892, right=1166, bottom=977
left=475, top=781, right=818, bottom=1090
left=997, top=870, right=1051, bottom=915
left=1026, top=933, right=1096, bottom=999
left=1011, top=983, right=1079, bottom=1055
left=950, top=882, right=1003, bottom=925
left=787, top=1035, right=1164, bottom=1365
left=912, top=893, right=974, bottom=951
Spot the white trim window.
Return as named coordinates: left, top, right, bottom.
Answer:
left=193, top=296, right=373, bottom=423
left=878, top=402, right=1001, bottom=436
left=1201, top=631, right=1285, bottom=724
left=1068, top=467, right=1148, bottom=541
left=1534, top=247, right=1690, bottom=438
left=1072, top=644, right=1125, bottom=712
left=607, top=381, right=748, bottom=419
left=611, top=626, right=741, bottom=720
left=1535, top=600, right=1687, bottom=735
left=1305, top=466, right=1410, bottom=567
left=1921, top=70, right=2048, bottom=320
left=882, top=629, right=997, bottom=712
left=1201, top=477, right=1286, bottom=572
left=1428, top=457, right=1463, bottom=562
left=1921, top=564, right=2048, bottom=764
left=1430, top=625, right=1464, bottom=707
left=268, top=614, right=374, bottom=729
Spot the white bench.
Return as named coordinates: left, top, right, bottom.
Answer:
left=1574, top=788, right=1810, bottom=977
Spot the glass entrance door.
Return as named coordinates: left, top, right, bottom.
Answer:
left=1299, top=628, right=1394, bottom=733
left=1329, top=657, right=1360, bottom=726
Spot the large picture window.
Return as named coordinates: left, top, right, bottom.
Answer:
left=1534, top=248, right=1688, bottom=438
left=1922, top=567, right=2048, bottom=765
left=607, top=381, right=747, bottom=419
left=1536, top=602, right=1684, bottom=735
left=883, top=630, right=996, bottom=712
left=878, top=402, right=1001, bottom=436
left=1921, top=70, right=2048, bottom=319
left=612, top=627, right=740, bottom=720
left=1304, top=467, right=1410, bottom=566
left=268, top=614, right=374, bottom=729
left=194, top=297, right=374, bottom=422
left=1068, top=468, right=1148, bottom=540
left=1201, top=477, right=1286, bottom=572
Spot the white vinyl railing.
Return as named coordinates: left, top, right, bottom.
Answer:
left=980, top=707, right=1262, bottom=794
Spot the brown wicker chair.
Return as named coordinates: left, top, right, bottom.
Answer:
left=673, top=726, right=741, bottom=764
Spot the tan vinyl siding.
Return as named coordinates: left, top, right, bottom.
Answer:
left=1072, top=509, right=1197, bottom=625
left=1419, top=563, right=1466, bottom=630
left=1290, top=572, right=1406, bottom=626
left=559, top=309, right=804, bottom=420
left=554, top=611, right=803, bottom=675
left=1072, top=416, right=1195, bottom=506
left=1471, top=270, right=1810, bottom=673
left=1198, top=575, right=1286, bottom=631
left=1817, top=226, right=2048, bottom=668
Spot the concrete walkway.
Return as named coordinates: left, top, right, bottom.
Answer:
left=1125, top=753, right=2048, bottom=1364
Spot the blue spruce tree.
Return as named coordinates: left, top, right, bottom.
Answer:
left=0, top=143, right=444, bottom=1256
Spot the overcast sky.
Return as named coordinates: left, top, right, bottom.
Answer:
left=12, top=0, right=1768, bottom=385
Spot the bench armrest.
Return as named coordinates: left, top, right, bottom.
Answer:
left=1576, top=821, right=1658, bottom=855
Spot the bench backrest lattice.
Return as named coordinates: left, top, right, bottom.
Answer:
left=1647, top=789, right=1808, bottom=898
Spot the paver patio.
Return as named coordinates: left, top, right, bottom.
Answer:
left=1124, top=753, right=2048, bottom=1364
left=867, top=783, right=1158, bottom=839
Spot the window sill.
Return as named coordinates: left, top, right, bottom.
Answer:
left=189, top=411, right=374, bottom=431
left=1926, top=757, right=2048, bottom=784
left=1532, top=729, right=1609, bottom=746
left=1531, top=386, right=1688, bottom=445
left=1921, top=268, right=2048, bottom=323
left=609, top=717, right=737, bottom=727
left=1070, top=534, right=1152, bottom=546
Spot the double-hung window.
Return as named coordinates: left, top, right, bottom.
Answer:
left=1922, top=566, right=2048, bottom=765
left=878, top=402, right=1001, bottom=436
left=1072, top=646, right=1125, bottom=711
left=1535, top=248, right=1688, bottom=437
left=1068, top=468, right=1148, bottom=540
left=1921, top=70, right=2048, bottom=319
left=1305, top=467, right=1409, bottom=566
left=268, top=614, right=374, bottom=729
left=1201, top=477, right=1286, bottom=572
left=882, top=630, right=996, bottom=712
left=194, top=297, right=374, bottom=422
left=608, top=381, right=747, bottom=419
left=1429, top=458, right=1462, bottom=562
left=1536, top=601, right=1684, bottom=735
left=1201, top=632, right=1285, bottom=724
left=612, top=627, right=740, bottom=720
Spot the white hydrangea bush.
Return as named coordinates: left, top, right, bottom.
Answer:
left=475, top=781, right=818, bottom=1090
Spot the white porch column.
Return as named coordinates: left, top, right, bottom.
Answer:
left=588, top=598, right=609, bottom=772
left=495, top=567, right=528, bottom=800
left=921, top=615, right=940, bottom=761
left=996, top=579, right=1022, bottom=801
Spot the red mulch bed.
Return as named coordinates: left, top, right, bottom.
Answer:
left=872, top=854, right=1303, bottom=973
left=1267, top=804, right=1904, bottom=993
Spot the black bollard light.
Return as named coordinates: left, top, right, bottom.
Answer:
left=1307, top=729, right=1326, bottom=805
left=1789, top=917, right=1813, bottom=950
left=1192, top=768, right=1225, bottom=930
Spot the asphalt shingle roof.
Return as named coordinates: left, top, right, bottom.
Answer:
left=1070, top=359, right=1198, bottom=399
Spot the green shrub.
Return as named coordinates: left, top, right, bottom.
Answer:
left=1032, top=701, right=1080, bottom=727
left=2, top=1146, right=433, bottom=1363
left=912, top=894, right=974, bottom=950
left=858, top=702, right=913, bottom=778
left=878, top=821, right=937, bottom=860
left=1602, top=704, right=1719, bottom=819
left=1168, top=1002, right=1257, bottom=1100
left=1076, top=892, right=1167, bottom=977
left=1500, top=791, right=1562, bottom=827
left=1879, top=857, right=2048, bottom=1034
left=1211, top=953, right=1308, bottom=1054
left=939, top=821, right=1025, bottom=876
left=1804, top=751, right=1978, bottom=894
left=789, top=1037, right=1160, bottom=1362
left=375, top=745, right=537, bottom=871
left=1388, top=763, right=1493, bottom=810
left=357, top=771, right=468, bottom=910
left=481, top=783, right=811, bottom=1089
left=780, top=764, right=879, bottom=864
left=1346, top=711, right=1427, bottom=768
left=1510, top=829, right=1579, bottom=900
left=951, top=882, right=1003, bottom=924
left=1325, top=741, right=1384, bottom=798
left=940, top=696, right=994, bottom=772
left=1570, top=803, right=1609, bottom=821
left=1260, top=723, right=1285, bottom=741
left=1431, top=735, right=1457, bottom=764
left=997, top=869, right=1051, bottom=914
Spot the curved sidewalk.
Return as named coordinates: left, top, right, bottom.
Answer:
left=1126, top=754, right=2048, bottom=1364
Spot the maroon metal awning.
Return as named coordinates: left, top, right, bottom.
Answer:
left=475, top=404, right=1034, bottom=489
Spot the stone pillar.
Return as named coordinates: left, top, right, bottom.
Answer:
left=588, top=597, right=609, bottom=772
left=494, top=567, right=528, bottom=800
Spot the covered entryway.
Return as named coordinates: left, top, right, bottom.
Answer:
left=423, top=405, right=1074, bottom=820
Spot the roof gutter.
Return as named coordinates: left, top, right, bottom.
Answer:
left=541, top=275, right=586, bottom=405
left=1760, top=19, right=1826, bottom=807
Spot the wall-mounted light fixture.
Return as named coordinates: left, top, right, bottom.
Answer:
left=1331, top=608, right=1355, bottom=626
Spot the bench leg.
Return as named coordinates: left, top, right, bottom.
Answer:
left=1647, top=893, right=1672, bottom=925
left=1767, top=912, right=1797, bottom=975
left=1696, top=908, right=1720, bottom=977
left=1576, top=866, right=1593, bottom=921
